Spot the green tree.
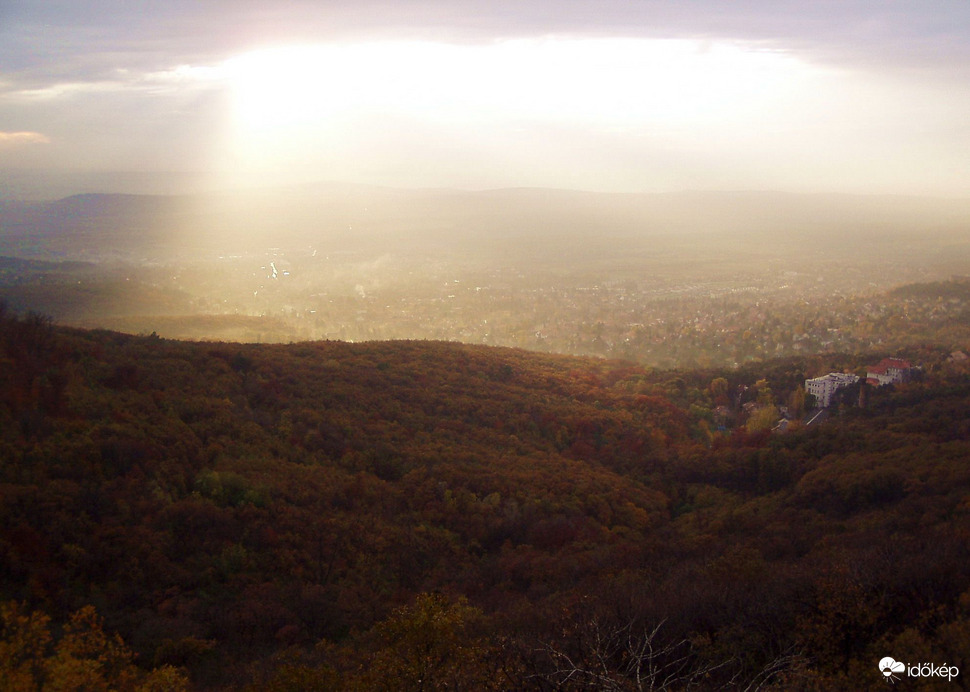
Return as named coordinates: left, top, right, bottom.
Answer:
left=0, top=602, right=51, bottom=691
left=746, top=404, right=780, bottom=433
left=788, top=386, right=806, bottom=419
left=0, top=602, right=189, bottom=692
left=354, top=593, right=503, bottom=691
left=709, top=377, right=729, bottom=403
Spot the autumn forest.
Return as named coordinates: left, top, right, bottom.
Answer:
left=2, top=295, right=970, bottom=690
left=7, top=0, right=970, bottom=684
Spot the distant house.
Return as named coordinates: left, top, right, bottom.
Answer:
left=805, top=372, right=859, bottom=408
left=741, top=401, right=760, bottom=415
left=866, top=357, right=913, bottom=386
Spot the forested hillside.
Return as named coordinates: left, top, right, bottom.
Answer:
left=2, top=306, right=970, bottom=689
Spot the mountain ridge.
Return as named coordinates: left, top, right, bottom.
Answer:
left=4, top=184, right=970, bottom=261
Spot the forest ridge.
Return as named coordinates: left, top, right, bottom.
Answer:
left=2, top=304, right=970, bottom=689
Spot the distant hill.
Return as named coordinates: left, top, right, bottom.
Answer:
left=3, top=185, right=970, bottom=262
left=3, top=312, right=970, bottom=688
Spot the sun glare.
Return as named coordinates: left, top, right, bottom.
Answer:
left=220, top=37, right=812, bottom=186
left=227, top=38, right=805, bottom=127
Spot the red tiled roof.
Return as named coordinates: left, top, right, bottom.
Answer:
left=868, top=357, right=910, bottom=375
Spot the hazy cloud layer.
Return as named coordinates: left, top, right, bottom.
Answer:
left=4, top=0, right=969, bottom=77
left=0, top=131, right=50, bottom=146
left=1, top=1, right=969, bottom=196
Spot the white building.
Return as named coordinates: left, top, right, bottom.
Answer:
left=866, top=357, right=913, bottom=386
left=805, top=372, right=859, bottom=408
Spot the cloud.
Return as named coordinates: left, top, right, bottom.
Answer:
left=0, top=131, right=50, bottom=146
left=0, top=1, right=968, bottom=197
left=4, top=0, right=970, bottom=83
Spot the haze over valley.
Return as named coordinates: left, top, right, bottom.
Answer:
left=5, top=1, right=970, bottom=689
left=3, top=185, right=970, bottom=368
left=4, top=0, right=969, bottom=362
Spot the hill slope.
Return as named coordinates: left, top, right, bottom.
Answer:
left=2, top=312, right=970, bottom=689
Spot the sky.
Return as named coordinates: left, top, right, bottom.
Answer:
left=1, top=0, right=970, bottom=198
